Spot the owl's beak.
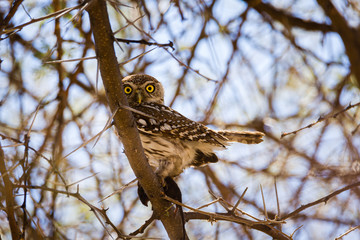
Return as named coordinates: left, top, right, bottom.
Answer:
left=136, top=91, right=143, bottom=104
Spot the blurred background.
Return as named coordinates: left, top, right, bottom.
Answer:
left=1, top=0, right=360, bottom=239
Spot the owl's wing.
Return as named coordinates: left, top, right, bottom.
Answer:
left=131, top=103, right=227, bottom=147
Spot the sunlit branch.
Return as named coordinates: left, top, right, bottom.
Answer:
left=281, top=101, right=360, bottom=138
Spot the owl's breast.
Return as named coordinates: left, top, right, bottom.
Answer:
left=138, top=132, right=196, bottom=176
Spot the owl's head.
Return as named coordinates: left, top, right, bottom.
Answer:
left=122, top=74, right=164, bottom=105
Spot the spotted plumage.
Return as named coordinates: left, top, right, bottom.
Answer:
left=122, top=74, right=265, bottom=179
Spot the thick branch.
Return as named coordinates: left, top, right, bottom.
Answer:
left=245, top=0, right=333, bottom=32
left=184, top=211, right=290, bottom=240
left=85, top=1, right=185, bottom=239
left=0, top=144, right=21, bottom=239
left=246, top=0, right=360, bottom=87
left=316, top=0, right=360, bottom=87
left=0, top=0, right=24, bottom=35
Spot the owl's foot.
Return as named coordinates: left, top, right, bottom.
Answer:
left=163, top=177, right=182, bottom=203
left=137, top=177, right=182, bottom=206
left=137, top=177, right=186, bottom=239
left=137, top=182, right=150, bottom=206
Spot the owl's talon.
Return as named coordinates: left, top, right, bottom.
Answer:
left=137, top=183, right=149, bottom=206
left=159, top=177, right=166, bottom=188
left=137, top=177, right=182, bottom=207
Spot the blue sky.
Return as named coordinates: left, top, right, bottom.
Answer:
left=1, top=0, right=360, bottom=239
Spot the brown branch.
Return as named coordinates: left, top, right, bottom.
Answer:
left=245, top=0, right=333, bottom=33
left=180, top=181, right=360, bottom=238
left=0, top=144, right=21, bottom=239
left=2, top=3, right=84, bottom=36
left=163, top=196, right=291, bottom=240
left=86, top=0, right=186, bottom=239
left=0, top=132, right=67, bottom=185
left=335, top=225, right=360, bottom=240
left=316, top=0, right=360, bottom=87
left=281, top=101, right=360, bottom=138
left=115, top=38, right=174, bottom=50
left=0, top=0, right=24, bottom=36
left=281, top=181, right=360, bottom=220
left=185, top=211, right=291, bottom=240
left=14, top=184, right=126, bottom=239
left=129, top=212, right=156, bottom=236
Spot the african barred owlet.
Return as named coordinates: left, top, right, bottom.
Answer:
left=122, top=74, right=264, bottom=205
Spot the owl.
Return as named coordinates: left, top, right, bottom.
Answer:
left=121, top=74, right=264, bottom=205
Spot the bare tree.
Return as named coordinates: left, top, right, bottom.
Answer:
left=0, top=0, right=359, bottom=239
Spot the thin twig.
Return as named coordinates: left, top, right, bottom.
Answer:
left=61, top=124, right=112, bottom=161
left=118, top=47, right=157, bottom=66
left=44, top=56, right=96, bottom=64
left=3, top=4, right=84, bottom=35
left=67, top=172, right=99, bottom=187
left=119, top=104, right=157, bottom=119
left=164, top=195, right=285, bottom=226
left=99, top=178, right=137, bottom=202
left=0, top=0, right=24, bottom=35
left=230, top=187, right=248, bottom=214
left=281, top=101, right=360, bottom=138
left=208, top=190, right=230, bottom=212
left=165, top=50, right=217, bottom=82
left=164, top=196, right=289, bottom=240
left=260, top=184, right=268, bottom=220
left=129, top=212, right=157, bottom=236
left=290, top=225, right=303, bottom=238
left=64, top=1, right=90, bottom=26
left=59, top=104, right=117, bottom=161
left=208, top=189, right=263, bottom=222
left=21, top=102, right=41, bottom=238
left=197, top=199, right=221, bottom=210
left=281, top=181, right=360, bottom=220
left=113, top=15, right=144, bottom=35
left=0, top=133, right=67, bottom=185
left=335, top=225, right=360, bottom=240
left=14, top=184, right=127, bottom=239
left=93, top=107, right=119, bottom=148
left=0, top=144, right=21, bottom=239
left=116, top=38, right=174, bottom=50
left=274, top=178, right=281, bottom=219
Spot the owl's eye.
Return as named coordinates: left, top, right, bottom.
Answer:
left=124, top=86, right=132, bottom=95
left=145, top=84, right=155, bottom=93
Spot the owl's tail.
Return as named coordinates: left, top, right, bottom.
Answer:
left=217, top=130, right=265, bottom=144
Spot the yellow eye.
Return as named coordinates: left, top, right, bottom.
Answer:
left=145, top=84, right=155, bottom=93
left=124, top=86, right=132, bottom=95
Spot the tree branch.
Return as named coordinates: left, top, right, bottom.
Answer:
left=0, top=144, right=21, bottom=239
left=115, top=38, right=174, bottom=50
left=85, top=0, right=185, bottom=239
left=281, top=101, right=360, bottom=138
left=316, top=0, right=360, bottom=87
left=245, top=0, right=360, bottom=87
left=161, top=195, right=291, bottom=240
left=281, top=181, right=360, bottom=220
left=0, top=0, right=24, bottom=36
left=245, top=0, right=333, bottom=32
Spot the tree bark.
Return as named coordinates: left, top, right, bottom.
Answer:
left=0, top=145, right=21, bottom=239
left=316, top=0, right=360, bottom=87
left=86, top=0, right=186, bottom=239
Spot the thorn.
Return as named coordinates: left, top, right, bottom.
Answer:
left=260, top=184, right=268, bottom=220
left=230, top=187, right=248, bottom=214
